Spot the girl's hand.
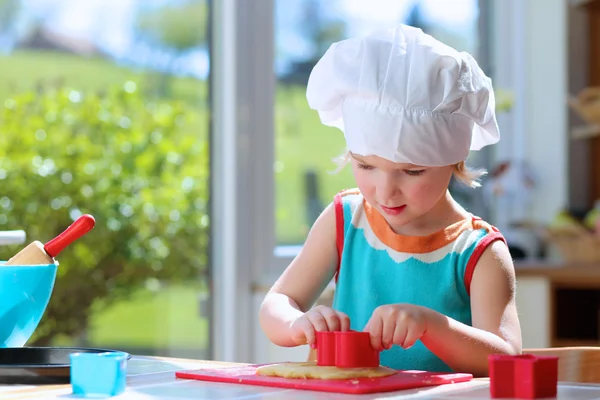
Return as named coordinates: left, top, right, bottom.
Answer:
left=364, top=304, right=431, bottom=351
left=289, top=305, right=351, bottom=348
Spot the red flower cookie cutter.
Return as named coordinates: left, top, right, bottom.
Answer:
left=489, top=354, right=558, bottom=398
left=316, top=331, right=380, bottom=368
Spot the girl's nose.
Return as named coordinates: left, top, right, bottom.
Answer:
left=376, top=172, right=400, bottom=201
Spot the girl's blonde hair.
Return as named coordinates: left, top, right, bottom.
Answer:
left=331, top=150, right=486, bottom=188
left=452, top=160, right=487, bottom=188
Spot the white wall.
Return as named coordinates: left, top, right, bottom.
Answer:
left=524, top=0, right=568, bottom=224
left=490, top=0, right=568, bottom=229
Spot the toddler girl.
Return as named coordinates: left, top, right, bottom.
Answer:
left=259, top=24, right=522, bottom=377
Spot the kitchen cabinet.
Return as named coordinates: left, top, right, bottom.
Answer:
left=516, top=262, right=600, bottom=348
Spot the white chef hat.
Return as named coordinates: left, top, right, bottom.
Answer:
left=306, top=24, right=500, bottom=167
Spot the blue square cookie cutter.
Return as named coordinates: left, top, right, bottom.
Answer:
left=70, top=351, right=128, bottom=398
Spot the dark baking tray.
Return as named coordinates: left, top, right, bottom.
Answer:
left=0, top=346, right=131, bottom=384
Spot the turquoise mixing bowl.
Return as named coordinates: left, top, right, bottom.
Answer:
left=0, top=263, right=57, bottom=347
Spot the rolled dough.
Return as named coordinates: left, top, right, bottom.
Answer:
left=255, top=361, right=396, bottom=380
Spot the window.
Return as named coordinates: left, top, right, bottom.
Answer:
left=0, top=0, right=211, bottom=359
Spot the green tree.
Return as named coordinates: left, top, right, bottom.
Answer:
left=134, top=0, right=208, bottom=96
left=136, top=1, right=208, bottom=51
left=0, top=81, right=210, bottom=345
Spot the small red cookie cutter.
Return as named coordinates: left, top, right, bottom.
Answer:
left=489, top=354, right=558, bottom=399
left=316, top=330, right=379, bottom=368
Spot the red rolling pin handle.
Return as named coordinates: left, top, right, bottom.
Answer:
left=44, top=214, right=96, bottom=258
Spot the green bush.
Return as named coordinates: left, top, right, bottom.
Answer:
left=0, top=81, right=209, bottom=345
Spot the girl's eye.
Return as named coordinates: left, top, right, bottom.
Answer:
left=357, top=163, right=374, bottom=170
left=404, top=169, right=425, bottom=176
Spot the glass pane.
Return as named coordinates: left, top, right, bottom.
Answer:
left=274, top=0, right=482, bottom=245
left=0, top=0, right=211, bottom=359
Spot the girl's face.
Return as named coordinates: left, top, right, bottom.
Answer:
left=350, top=153, right=454, bottom=233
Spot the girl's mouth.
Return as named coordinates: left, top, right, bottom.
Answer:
left=380, top=205, right=406, bottom=216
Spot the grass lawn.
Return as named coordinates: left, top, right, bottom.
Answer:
left=87, top=284, right=209, bottom=350
left=0, top=50, right=357, bottom=351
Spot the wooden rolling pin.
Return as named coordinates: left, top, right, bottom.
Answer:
left=4, top=215, right=95, bottom=266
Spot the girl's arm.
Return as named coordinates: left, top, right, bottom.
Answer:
left=259, top=202, right=339, bottom=347
left=420, top=239, right=522, bottom=377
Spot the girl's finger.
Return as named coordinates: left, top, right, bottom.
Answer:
left=402, top=325, right=421, bottom=349
left=364, top=315, right=383, bottom=351
left=303, top=324, right=317, bottom=348
left=319, top=307, right=341, bottom=331
left=291, top=329, right=307, bottom=346
left=381, top=317, right=396, bottom=350
left=308, top=312, right=329, bottom=333
left=337, top=311, right=351, bottom=331
left=392, top=318, right=408, bottom=348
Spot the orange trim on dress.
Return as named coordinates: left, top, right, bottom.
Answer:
left=363, top=200, right=474, bottom=254
left=338, top=188, right=361, bottom=197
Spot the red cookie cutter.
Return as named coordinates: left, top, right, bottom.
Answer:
left=316, top=331, right=379, bottom=368
left=489, top=354, right=558, bottom=399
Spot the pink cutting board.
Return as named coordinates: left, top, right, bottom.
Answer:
left=175, top=364, right=473, bottom=394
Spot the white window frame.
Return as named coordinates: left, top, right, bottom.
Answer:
left=210, top=0, right=276, bottom=363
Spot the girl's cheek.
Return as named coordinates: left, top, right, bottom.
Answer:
left=403, top=181, right=429, bottom=202
left=355, top=176, right=371, bottom=193
left=353, top=168, right=371, bottom=185
left=354, top=171, right=379, bottom=199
